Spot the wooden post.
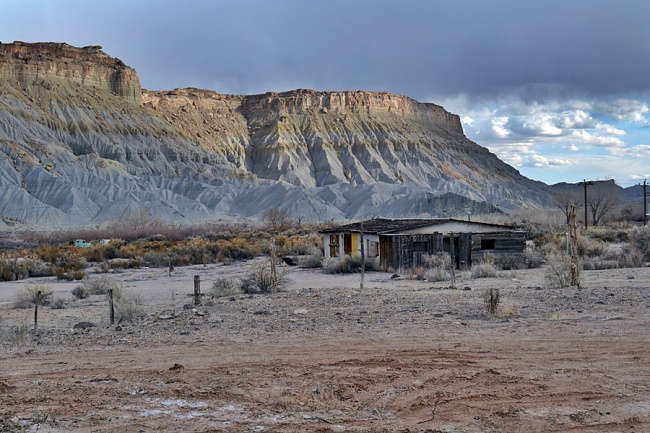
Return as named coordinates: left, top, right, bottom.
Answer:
left=569, top=204, right=580, bottom=288
left=108, top=289, right=115, bottom=325
left=270, top=238, right=278, bottom=294
left=194, top=275, right=201, bottom=305
left=168, top=254, right=173, bottom=277
left=33, top=290, right=41, bottom=331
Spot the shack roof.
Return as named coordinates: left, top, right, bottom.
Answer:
left=320, top=218, right=519, bottom=235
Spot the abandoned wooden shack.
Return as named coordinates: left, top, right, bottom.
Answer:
left=320, top=218, right=527, bottom=271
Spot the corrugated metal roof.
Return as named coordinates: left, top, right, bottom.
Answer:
left=320, top=218, right=515, bottom=235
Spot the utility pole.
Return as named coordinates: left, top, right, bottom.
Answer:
left=579, top=179, right=593, bottom=230
left=643, top=179, right=648, bottom=227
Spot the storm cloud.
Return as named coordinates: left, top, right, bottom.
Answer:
left=1, top=0, right=649, bottom=184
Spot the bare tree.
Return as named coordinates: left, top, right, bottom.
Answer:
left=587, top=181, right=623, bottom=226
left=263, top=207, right=291, bottom=232
left=553, top=184, right=582, bottom=226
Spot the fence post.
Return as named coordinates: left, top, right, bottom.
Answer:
left=108, top=289, right=115, bottom=325
left=194, top=275, right=201, bottom=305
left=33, top=291, right=41, bottom=331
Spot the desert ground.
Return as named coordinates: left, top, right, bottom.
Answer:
left=0, top=259, right=648, bottom=432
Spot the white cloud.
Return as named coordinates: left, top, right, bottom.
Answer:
left=519, top=154, right=572, bottom=168
left=437, top=93, right=649, bottom=183
left=491, top=116, right=511, bottom=138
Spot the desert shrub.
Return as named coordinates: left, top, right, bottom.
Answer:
left=323, top=255, right=368, bottom=274
left=615, top=245, right=645, bottom=268
left=14, top=284, right=53, bottom=309
left=211, top=278, right=241, bottom=298
left=240, top=263, right=285, bottom=294
left=588, top=227, right=628, bottom=243
left=494, top=254, right=522, bottom=270
left=72, top=285, right=89, bottom=299
left=408, top=266, right=426, bottom=280
left=299, top=251, right=323, bottom=269
left=524, top=245, right=544, bottom=268
left=629, top=227, right=650, bottom=261
left=471, top=255, right=497, bottom=279
left=52, top=251, right=85, bottom=271
left=108, top=258, right=142, bottom=270
left=9, top=323, right=29, bottom=346
left=422, top=253, right=451, bottom=281
left=50, top=296, right=68, bottom=309
left=544, top=251, right=572, bottom=289
left=114, top=291, right=144, bottom=323
left=218, top=237, right=260, bottom=261
left=141, top=251, right=168, bottom=267
left=484, top=288, right=500, bottom=315
left=426, top=266, right=450, bottom=282
left=0, top=256, right=45, bottom=281
left=584, top=240, right=608, bottom=258
left=84, top=276, right=119, bottom=295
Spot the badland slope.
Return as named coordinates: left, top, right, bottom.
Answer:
left=0, top=41, right=552, bottom=228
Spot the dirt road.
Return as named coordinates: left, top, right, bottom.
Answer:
left=1, top=263, right=648, bottom=432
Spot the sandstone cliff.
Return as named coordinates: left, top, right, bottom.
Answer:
left=0, top=42, right=552, bottom=227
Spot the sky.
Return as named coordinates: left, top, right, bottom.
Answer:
left=1, top=0, right=649, bottom=187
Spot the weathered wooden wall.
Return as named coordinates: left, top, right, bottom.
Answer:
left=380, top=231, right=526, bottom=271
left=471, top=232, right=526, bottom=262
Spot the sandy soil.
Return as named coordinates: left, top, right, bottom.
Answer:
left=0, top=259, right=648, bottom=432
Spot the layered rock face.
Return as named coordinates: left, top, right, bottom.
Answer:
left=0, top=42, right=141, bottom=104
left=0, top=42, right=552, bottom=227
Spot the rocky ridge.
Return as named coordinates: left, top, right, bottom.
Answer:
left=0, top=41, right=552, bottom=228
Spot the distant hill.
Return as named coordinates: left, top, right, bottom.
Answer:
left=0, top=41, right=554, bottom=228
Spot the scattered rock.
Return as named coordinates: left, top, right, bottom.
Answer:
left=73, top=322, right=95, bottom=330
left=293, top=308, right=308, bottom=315
left=169, top=363, right=185, bottom=372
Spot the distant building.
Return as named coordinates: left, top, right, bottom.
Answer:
left=320, top=218, right=527, bottom=271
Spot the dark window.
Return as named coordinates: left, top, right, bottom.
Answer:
left=413, top=241, right=428, bottom=253
left=481, top=239, right=495, bottom=250
left=343, top=234, right=352, bottom=254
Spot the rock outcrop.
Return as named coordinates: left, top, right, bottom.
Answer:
left=0, top=42, right=141, bottom=104
left=0, top=41, right=553, bottom=228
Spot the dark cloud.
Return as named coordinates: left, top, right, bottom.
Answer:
left=4, top=0, right=649, bottom=101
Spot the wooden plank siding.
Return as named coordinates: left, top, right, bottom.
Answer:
left=471, top=232, right=526, bottom=262
left=379, top=232, right=524, bottom=271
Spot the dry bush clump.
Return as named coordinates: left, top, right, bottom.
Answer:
left=323, top=255, right=367, bottom=274
left=240, top=263, right=286, bottom=294
left=423, top=253, right=451, bottom=282
left=83, top=276, right=120, bottom=296
left=298, top=248, right=323, bottom=268
left=524, top=245, right=545, bottom=268
left=211, top=278, right=241, bottom=298
left=629, top=227, right=650, bottom=261
left=0, top=256, right=47, bottom=281
left=544, top=251, right=573, bottom=288
left=472, top=255, right=498, bottom=279
left=114, top=291, right=144, bottom=323
left=50, top=296, right=68, bottom=309
left=71, top=285, right=89, bottom=300
left=14, top=284, right=53, bottom=309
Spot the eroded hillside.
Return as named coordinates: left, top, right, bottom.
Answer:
left=0, top=42, right=552, bottom=227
